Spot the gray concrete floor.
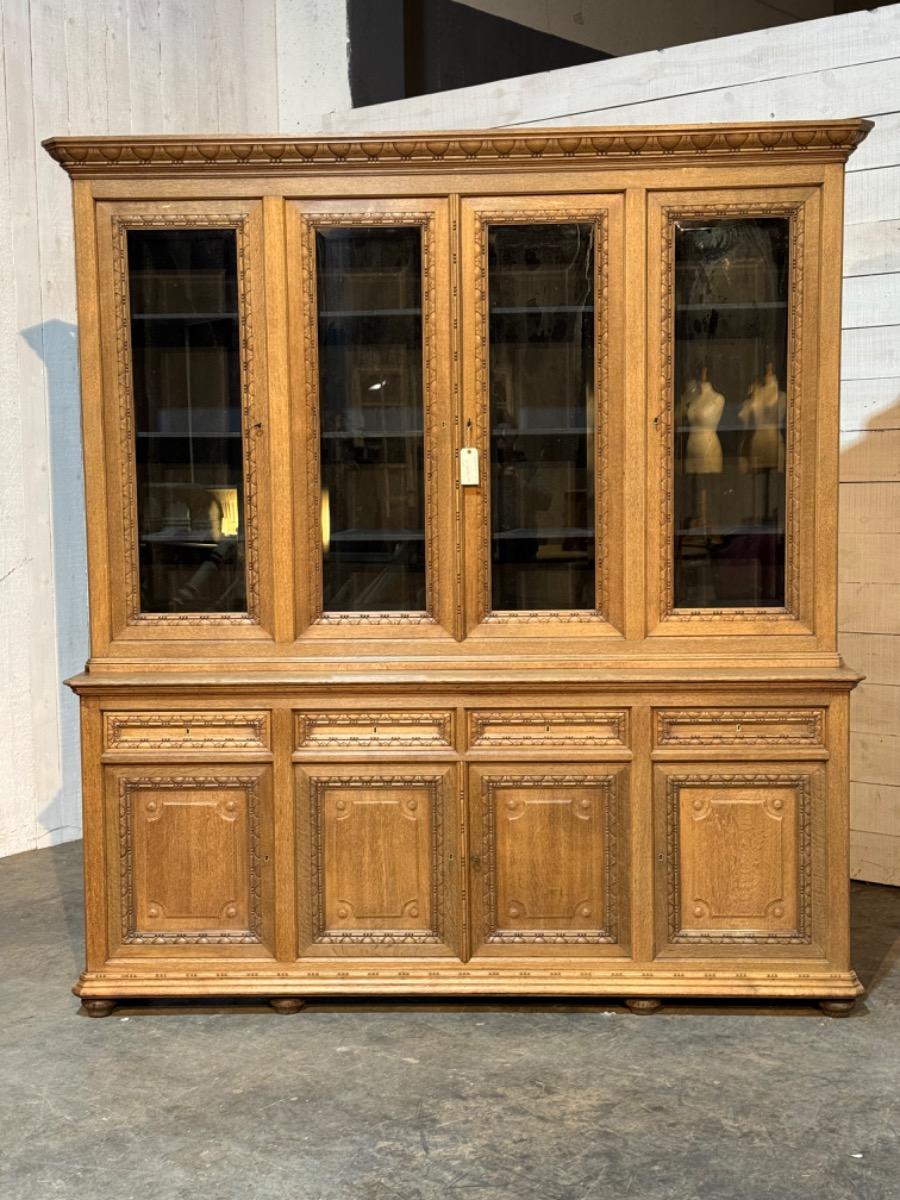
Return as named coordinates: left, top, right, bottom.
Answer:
left=1, top=843, right=898, bottom=1200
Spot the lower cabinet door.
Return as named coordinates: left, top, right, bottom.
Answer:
left=296, top=764, right=461, bottom=957
left=468, top=764, right=628, bottom=956
left=654, top=762, right=825, bottom=953
left=106, top=764, right=274, bottom=954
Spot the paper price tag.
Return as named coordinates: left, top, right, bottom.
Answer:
left=460, top=446, right=480, bottom=486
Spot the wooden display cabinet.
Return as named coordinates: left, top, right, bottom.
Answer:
left=46, top=120, right=870, bottom=1017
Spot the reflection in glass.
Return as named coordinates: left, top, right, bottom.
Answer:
left=488, top=223, right=595, bottom=611
left=316, top=226, right=425, bottom=612
left=673, top=218, right=789, bottom=608
left=128, top=228, right=247, bottom=613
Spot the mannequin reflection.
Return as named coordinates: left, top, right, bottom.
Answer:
left=681, top=367, right=725, bottom=535
left=739, top=363, right=786, bottom=523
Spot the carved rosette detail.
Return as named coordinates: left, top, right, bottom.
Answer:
left=655, top=708, right=824, bottom=746
left=307, top=775, right=445, bottom=945
left=481, top=774, right=618, bottom=944
left=472, top=208, right=610, bottom=624
left=298, top=210, right=440, bottom=627
left=46, top=124, right=870, bottom=176
left=118, top=775, right=262, bottom=944
left=665, top=771, right=813, bottom=945
left=295, top=710, right=453, bottom=749
left=658, top=200, right=805, bottom=622
left=111, top=213, right=260, bottom=626
left=105, top=710, right=270, bottom=750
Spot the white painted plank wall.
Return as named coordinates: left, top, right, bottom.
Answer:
left=323, top=5, right=900, bottom=885
left=0, top=0, right=349, bottom=859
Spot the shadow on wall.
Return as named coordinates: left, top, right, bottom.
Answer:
left=20, top=318, right=88, bottom=848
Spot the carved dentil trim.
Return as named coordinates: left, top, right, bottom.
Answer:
left=118, top=774, right=262, bottom=945
left=469, top=709, right=628, bottom=747
left=295, top=710, right=454, bottom=748
left=471, top=207, right=610, bottom=624
left=655, top=707, right=825, bottom=746
left=307, top=774, right=445, bottom=945
left=658, top=200, right=805, bottom=622
left=105, top=710, right=270, bottom=750
left=45, top=122, right=871, bottom=175
left=111, top=212, right=261, bottom=625
left=481, top=773, right=618, bottom=944
left=298, top=210, right=440, bottom=626
left=665, top=771, right=812, bottom=945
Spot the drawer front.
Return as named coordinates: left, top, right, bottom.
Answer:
left=294, top=710, right=454, bottom=751
left=468, top=709, right=628, bottom=750
left=104, top=710, right=271, bottom=753
left=655, top=708, right=825, bottom=749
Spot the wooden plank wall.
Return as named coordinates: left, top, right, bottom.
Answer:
left=0, top=0, right=350, bottom=859
left=324, top=6, right=900, bottom=884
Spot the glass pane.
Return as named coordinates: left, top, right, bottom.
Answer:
left=316, top=226, right=425, bottom=612
left=673, top=218, right=789, bottom=609
left=488, top=223, right=595, bottom=611
left=128, top=228, right=247, bottom=614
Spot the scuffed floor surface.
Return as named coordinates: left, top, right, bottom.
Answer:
left=1, top=841, right=898, bottom=1200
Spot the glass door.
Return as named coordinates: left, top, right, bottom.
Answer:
left=289, top=200, right=454, bottom=637
left=647, top=188, right=821, bottom=635
left=96, top=200, right=271, bottom=640
left=460, top=195, right=624, bottom=637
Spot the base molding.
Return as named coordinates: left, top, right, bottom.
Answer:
left=73, top=966, right=864, bottom=1002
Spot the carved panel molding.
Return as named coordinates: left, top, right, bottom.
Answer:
left=655, top=707, right=825, bottom=747
left=110, top=212, right=261, bottom=626
left=118, top=774, right=262, bottom=945
left=307, top=774, right=445, bottom=945
left=105, top=710, right=270, bottom=751
left=295, top=710, right=454, bottom=750
left=468, top=709, right=628, bottom=748
left=665, top=771, right=813, bottom=945
left=480, top=773, right=619, bottom=944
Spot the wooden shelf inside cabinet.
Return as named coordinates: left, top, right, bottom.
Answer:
left=49, top=118, right=868, bottom=1012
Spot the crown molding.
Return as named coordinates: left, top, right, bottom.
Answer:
left=43, top=119, right=872, bottom=177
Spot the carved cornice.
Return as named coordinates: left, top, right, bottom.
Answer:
left=44, top=121, right=871, bottom=177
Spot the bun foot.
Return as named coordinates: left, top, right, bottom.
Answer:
left=269, top=998, right=305, bottom=1014
left=81, top=998, right=115, bottom=1018
left=625, top=998, right=662, bottom=1014
left=820, top=998, right=857, bottom=1018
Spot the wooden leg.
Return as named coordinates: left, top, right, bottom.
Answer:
left=81, top=998, right=116, bottom=1018
left=819, top=998, right=857, bottom=1018
left=269, top=998, right=305, bottom=1014
left=625, top=998, right=662, bottom=1014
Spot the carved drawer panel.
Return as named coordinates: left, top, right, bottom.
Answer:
left=654, top=708, right=825, bottom=749
left=107, top=765, right=272, bottom=948
left=296, top=764, right=460, bottom=956
left=104, top=710, right=270, bottom=753
left=467, top=709, right=628, bottom=750
left=655, top=763, right=823, bottom=948
left=294, top=710, right=454, bottom=752
left=468, top=764, right=627, bottom=954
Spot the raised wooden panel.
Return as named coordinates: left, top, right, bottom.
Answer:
left=657, top=765, right=821, bottom=946
left=655, top=708, right=825, bottom=749
left=468, top=709, right=628, bottom=750
left=104, top=710, right=270, bottom=753
left=294, top=710, right=454, bottom=752
left=469, top=765, right=625, bottom=952
left=111, top=767, right=271, bottom=945
left=297, top=765, right=459, bottom=956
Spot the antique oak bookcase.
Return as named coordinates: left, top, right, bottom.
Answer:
left=46, top=119, right=870, bottom=1016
